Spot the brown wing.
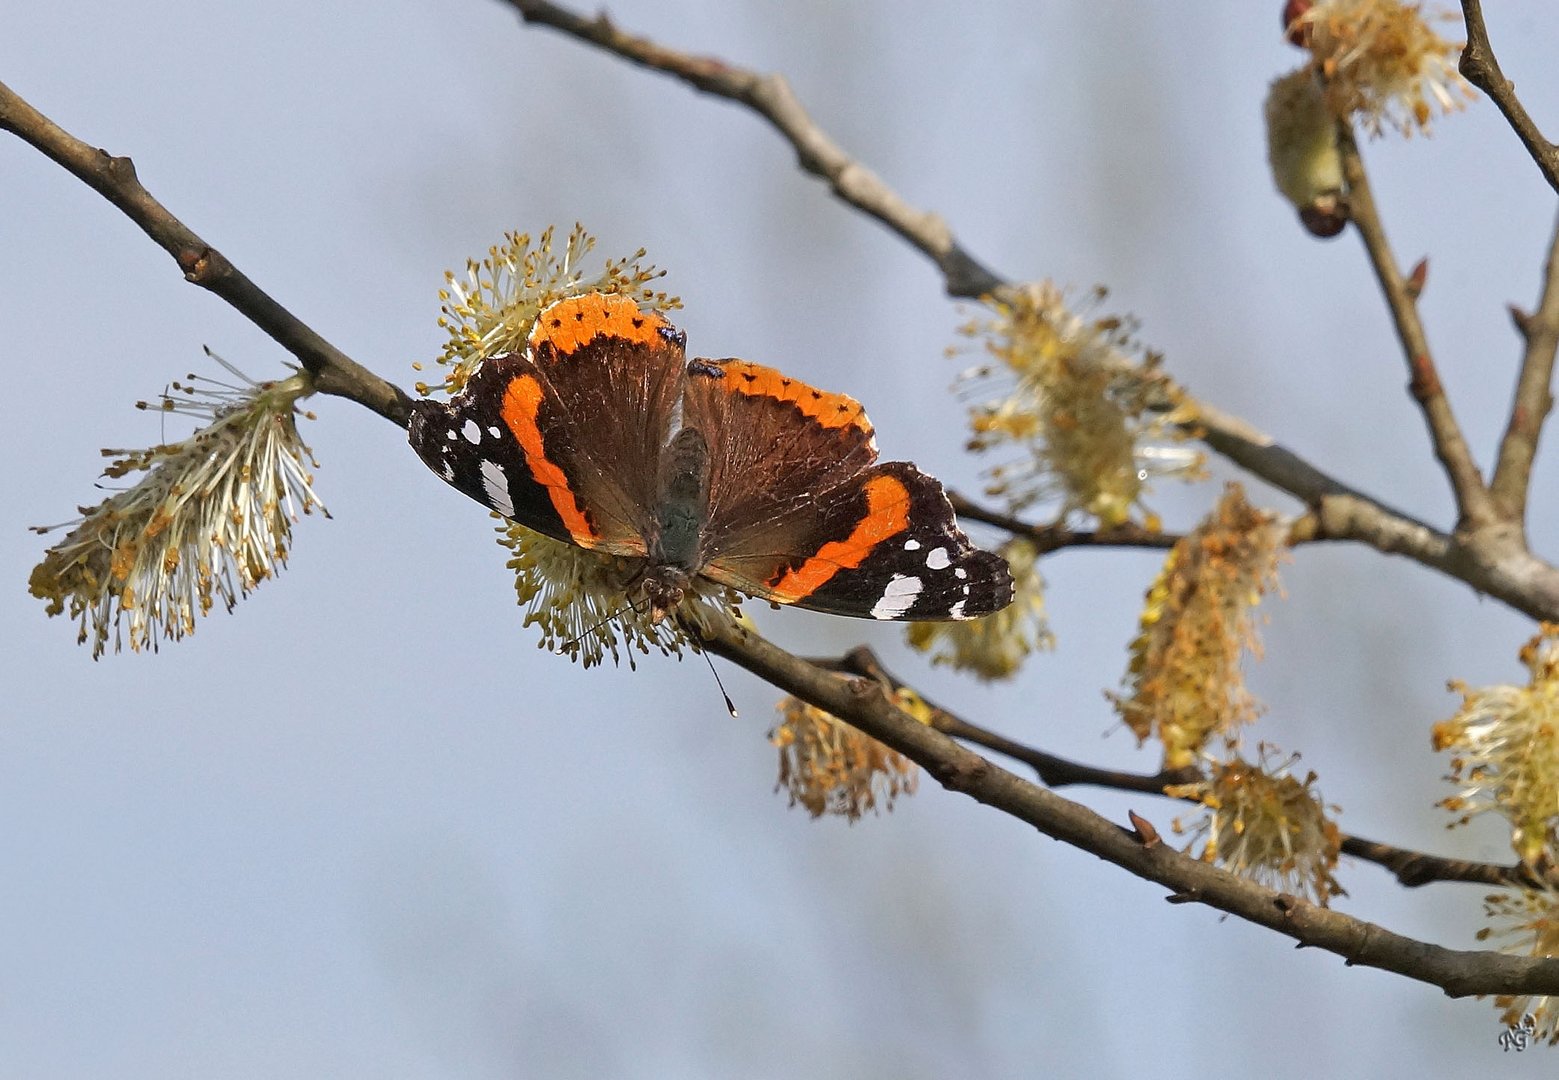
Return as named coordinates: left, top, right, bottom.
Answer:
left=408, top=293, right=684, bottom=556
left=517, top=293, right=688, bottom=552
left=679, top=357, right=879, bottom=568
left=682, top=357, right=1013, bottom=620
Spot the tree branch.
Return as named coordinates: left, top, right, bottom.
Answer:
left=1292, top=491, right=1559, bottom=621
left=1489, top=209, right=1559, bottom=525
left=947, top=494, right=1182, bottom=555
left=1459, top=0, right=1559, bottom=195
left=0, top=78, right=414, bottom=428
left=505, top=0, right=1004, bottom=300
left=807, top=647, right=1200, bottom=794
left=955, top=481, right=1559, bottom=623
left=1337, top=123, right=1491, bottom=528
left=702, top=618, right=1559, bottom=998
left=1340, top=834, right=1558, bottom=891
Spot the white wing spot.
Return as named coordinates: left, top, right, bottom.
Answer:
left=462, top=419, right=482, bottom=443
left=869, top=574, right=923, bottom=620
left=480, top=459, right=515, bottom=518
left=488, top=425, right=502, bottom=438
left=437, top=460, right=455, bottom=481
left=445, top=428, right=458, bottom=441
left=955, top=567, right=968, bottom=579
left=925, top=546, right=951, bottom=570
left=949, top=599, right=968, bottom=620
left=903, top=538, right=921, bottom=551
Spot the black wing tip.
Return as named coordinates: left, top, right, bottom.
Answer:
left=846, top=460, right=1018, bottom=621
left=944, top=548, right=1015, bottom=621
left=944, top=517, right=1017, bottom=619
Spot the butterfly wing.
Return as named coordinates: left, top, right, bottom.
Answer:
left=408, top=293, right=683, bottom=555
left=683, top=358, right=1013, bottom=620
left=679, top=357, right=879, bottom=559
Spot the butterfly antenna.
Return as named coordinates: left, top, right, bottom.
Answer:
left=700, top=647, right=738, bottom=718
left=554, top=594, right=738, bottom=717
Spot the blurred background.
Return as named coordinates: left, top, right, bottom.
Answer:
left=3, top=2, right=1557, bottom=1076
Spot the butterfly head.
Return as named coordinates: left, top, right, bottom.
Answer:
left=643, top=564, right=693, bottom=624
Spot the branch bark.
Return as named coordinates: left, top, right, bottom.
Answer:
left=0, top=78, right=414, bottom=428
left=506, top=0, right=1003, bottom=300
left=1340, top=834, right=1558, bottom=891
left=1337, top=123, right=1491, bottom=528
left=1489, top=209, right=1559, bottom=525
left=947, top=494, right=1182, bottom=555
left=1459, top=0, right=1559, bottom=195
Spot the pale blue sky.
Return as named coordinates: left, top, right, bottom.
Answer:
left=4, top=3, right=1558, bottom=1076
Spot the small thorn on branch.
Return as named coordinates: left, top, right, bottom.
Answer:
left=1509, top=303, right=1534, bottom=338
left=1165, top=889, right=1202, bottom=905
left=1405, top=257, right=1429, bottom=299
left=1407, top=353, right=1442, bottom=403
left=1127, top=810, right=1161, bottom=848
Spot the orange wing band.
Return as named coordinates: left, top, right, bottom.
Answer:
left=500, top=374, right=600, bottom=545
left=765, top=474, right=909, bottom=599
left=528, top=292, right=668, bottom=356
left=719, top=360, right=872, bottom=433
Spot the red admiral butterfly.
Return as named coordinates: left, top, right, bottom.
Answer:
left=409, top=292, right=1013, bottom=622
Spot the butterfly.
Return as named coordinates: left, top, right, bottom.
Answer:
left=409, top=292, right=1013, bottom=622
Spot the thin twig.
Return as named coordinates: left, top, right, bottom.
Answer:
left=1459, top=0, right=1559, bottom=195
left=704, top=618, right=1559, bottom=998
left=1337, top=122, right=1490, bottom=528
left=1489, top=209, right=1559, bottom=524
left=0, top=79, right=413, bottom=427
left=950, top=491, right=1364, bottom=554
left=947, top=494, right=1182, bottom=555
left=813, top=647, right=1200, bottom=794
left=1340, top=835, right=1557, bottom=890
left=506, top=0, right=1004, bottom=300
